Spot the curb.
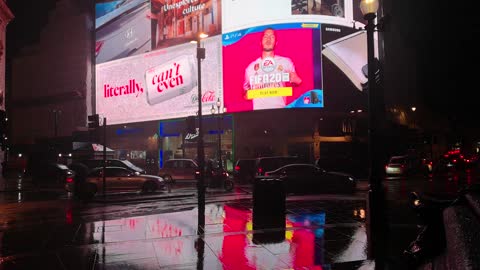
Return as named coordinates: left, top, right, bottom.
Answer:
left=91, top=192, right=196, bottom=203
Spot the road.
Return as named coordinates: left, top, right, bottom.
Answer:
left=2, top=173, right=473, bottom=229
left=1, top=173, right=477, bottom=268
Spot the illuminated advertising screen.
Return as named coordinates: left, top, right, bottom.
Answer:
left=95, top=0, right=222, bottom=64
left=151, top=0, right=222, bottom=50
left=95, top=0, right=152, bottom=64
left=95, top=37, right=223, bottom=125
left=94, top=0, right=373, bottom=124
left=223, top=23, right=323, bottom=112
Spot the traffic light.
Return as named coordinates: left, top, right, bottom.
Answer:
left=88, top=114, right=99, bottom=129
left=186, top=116, right=196, bottom=134
left=0, top=110, right=6, bottom=135
left=0, top=110, right=6, bottom=151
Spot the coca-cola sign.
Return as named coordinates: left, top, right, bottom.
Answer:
left=191, top=90, right=216, bottom=104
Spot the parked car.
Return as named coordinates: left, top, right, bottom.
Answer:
left=255, top=156, right=300, bottom=177
left=315, top=156, right=368, bottom=178
left=31, top=162, right=75, bottom=191
left=385, top=155, right=422, bottom=176
left=233, top=158, right=256, bottom=183
left=95, top=0, right=152, bottom=64
left=78, top=167, right=165, bottom=197
left=158, top=159, right=199, bottom=183
left=264, top=163, right=356, bottom=194
left=78, top=159, right=146, bottom=174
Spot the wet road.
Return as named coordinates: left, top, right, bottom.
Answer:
left=1, top=173, right=477, bottom=269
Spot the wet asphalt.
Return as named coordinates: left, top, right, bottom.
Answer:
left=0, top=173, right=477, bottom=269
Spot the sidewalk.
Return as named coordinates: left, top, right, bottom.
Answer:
left=0, top=192, right=383, bottom=269
left=0, top=176, right=414, bottom=269
left=0, top=174, right=35, bottom=192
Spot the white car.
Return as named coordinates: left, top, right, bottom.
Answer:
left=385, top=156, right=409, bottom=176
left=81, top=167, right=165, bottom=196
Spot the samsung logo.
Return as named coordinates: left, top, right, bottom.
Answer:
left=325, top=27, right=341, bottom=32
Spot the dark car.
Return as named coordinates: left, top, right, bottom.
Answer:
left=80, top=166, right=165, bottom=197
left=315, top=156, right=368, bottom=178
left=233, top=158, right=256, bottom=183
left=255, top=156, right=300, bottom=177
left=78, top=159, right=146, bottom=174
left=264, top=164, right=356, bottom=194
left=31, top=162, right=75, bottom=191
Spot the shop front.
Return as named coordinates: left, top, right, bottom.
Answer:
left=159, top=115, right=234, bottom=171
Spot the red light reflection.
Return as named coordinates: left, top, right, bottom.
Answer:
left=221, top=205, right=323, bottom=269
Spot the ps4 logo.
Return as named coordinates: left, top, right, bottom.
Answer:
left=224, top=32, right=242, bottom=40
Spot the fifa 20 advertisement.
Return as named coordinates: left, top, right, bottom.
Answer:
left=222, top=23, right=324, bottom=112
left=94, top=0, right=373, bottom=124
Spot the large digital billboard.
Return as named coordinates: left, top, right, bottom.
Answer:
left=95, top=37, right=223, bottom=125
left=95, top=0, right=222, bottom=64
left=95, top=0, right=373, bottom=124
left=222, top=23, right=323, bottom=112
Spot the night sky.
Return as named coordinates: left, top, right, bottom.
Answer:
left=387, top=0, right=480, bottom=128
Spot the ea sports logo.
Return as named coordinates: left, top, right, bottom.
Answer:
left=261, top=57, right=276, bottom=73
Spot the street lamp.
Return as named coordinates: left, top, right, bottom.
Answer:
left=192, top=32, right=208, bottom=235
left=360, top=0, right=387, bottom=268
left=211, top=98, right=226, bottom=170
left=53, top=109, right=62, bottom=137
left=411, top=106, right=417, bottom=129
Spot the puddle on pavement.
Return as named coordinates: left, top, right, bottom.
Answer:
left=79, top=203, right=368, bottom=269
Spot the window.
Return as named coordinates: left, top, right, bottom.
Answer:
left=88, top=169, right=102, bottom=177
left=109, top=168, right=131, bottom=177
left=287, top=165, right=314, bottom=175
left=185, top=161, right=196, bottom=168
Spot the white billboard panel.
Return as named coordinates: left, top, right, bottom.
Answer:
left=95, top=36, right=223, bottom=125
left=222, top=0, right=354, bottom=32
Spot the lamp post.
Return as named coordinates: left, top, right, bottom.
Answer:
left=411, top=106, right=417, bottom=129
left=53, top=109, right=61, bottom=137
left=211, top=98, right=226, bottom=170
left=360, top=0, right=387, bottom=268
left=193, top=32, right=208, bottom=235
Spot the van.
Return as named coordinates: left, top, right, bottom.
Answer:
left=233, top=158, right=256, bottom=183
left=158, top=159, right=199, bottom=183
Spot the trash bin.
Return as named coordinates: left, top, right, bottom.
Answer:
left=252, top=177, right=286, bottom=243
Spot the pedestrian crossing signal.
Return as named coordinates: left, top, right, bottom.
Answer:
left=88, top=114, right=99, bottom=128
left=186, top=116, right=196, bottom=134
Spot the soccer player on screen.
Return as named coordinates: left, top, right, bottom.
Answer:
left=243, top=28, right=302, bottom=110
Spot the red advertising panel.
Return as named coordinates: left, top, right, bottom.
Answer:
left=222, top=23, right=324, bottom=113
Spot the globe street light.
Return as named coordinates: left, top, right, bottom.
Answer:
left=360, top=0, right=387, bottom=268
left=192, top=32, right=208, bottom=235
left=411, top=106, right=417, bottom=129
left=211, top=98, right=226, bottom=170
